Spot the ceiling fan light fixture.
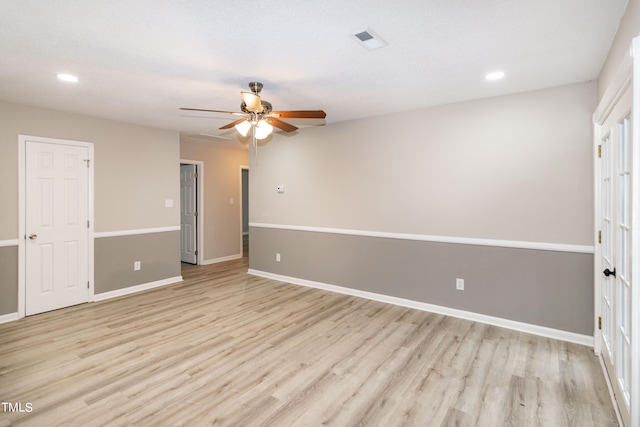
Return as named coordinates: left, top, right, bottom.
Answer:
left=241, top=91, right=263, bottom=113
left=254, top=120, right=273, bottom=140
left=234, top=120, right=252, bottom=137
left=182, top=82, right=326, bottom=148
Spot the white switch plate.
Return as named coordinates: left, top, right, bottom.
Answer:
left=134, top=261, right=141, bottom=271
left=456, top=278, right=464, bottom=290
left=165, top=199, right=173, bottom=208
left=230, top=198, right=234, bottom=205
left=277, top=185, right=285, bottom=193
left=276, top=253, right=281, bottom=262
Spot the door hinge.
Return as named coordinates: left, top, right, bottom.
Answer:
left=598, top=230, right=601, bottom=244
left=194, top=172, right=198, bottom=179
left=87, top=220, right=90, bottom=228
left=598, top=145, right=602, bottom=158
left=194, top=211, right=198, bottom=217
left=84, top=159, right=90, bottom=168
left=598, top=316, right=602, bottom=330
left=195, top=250, right=198, bottom=256
left=87, top=281, right=90, bottom=289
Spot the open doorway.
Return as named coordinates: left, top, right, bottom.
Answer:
left=241, top=166, right=249, bottom=258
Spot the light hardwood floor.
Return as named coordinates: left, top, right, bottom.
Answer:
left=0, top=257, right=618, bottom=426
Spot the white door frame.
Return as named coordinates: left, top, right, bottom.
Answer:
left=593, top=37, right=640, bottom=427
left=180, top=159, right=204, bottom=265
left=239, top=165, right=249, bottom=257
left=593, top=118, right=603, bottom=357
left=18, top=135, right=95, bottom=319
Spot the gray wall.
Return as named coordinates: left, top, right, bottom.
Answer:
left=95, top=231, right=181, bottom=294
left=250, top=227, right=594, bottom=335
left=0, top=100, right=180, bottom=238
left=0, top=100, right=181, bottom=315
left=0, top=246, right=18, bottom=315
left=249, top=82, right=597, bottom=335
left=598, top=0, right=638, bottom=100
left=250, top=82, right=595, bottom=246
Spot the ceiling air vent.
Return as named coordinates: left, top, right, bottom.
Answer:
left=349, top=27, right=388, bottom=51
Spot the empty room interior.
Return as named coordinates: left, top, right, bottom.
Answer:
left=0, top=1, right=639, bottom=426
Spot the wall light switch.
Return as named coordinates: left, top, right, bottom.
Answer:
left=134, top=261, right=141, bottom=271
left=277, top=185, right=285, bottom=193
left=230, top=198, right=234, bottom=205
left=165, top=199, right=174, bottom=208
left=456, top=278, right=464, bottom=291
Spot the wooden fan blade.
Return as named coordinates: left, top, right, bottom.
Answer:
left=241, top=92, right=263, bottom=113
left=180, top=108, right=246, bottom=116
left=219, top=118, right=248, bottom=130
left=270, top=110, right=326, bottom=119
left=268, top=117, right=298, bottom=132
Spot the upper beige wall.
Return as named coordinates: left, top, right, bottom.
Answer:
left=599, top=0, right=637, bottom=99
left=0, top=100, right=180, bottom=239
left=250, top=81, right=596, bottom=246
left=180, top=139, right=248, bottom=260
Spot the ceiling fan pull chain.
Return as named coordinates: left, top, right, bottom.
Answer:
left=253, top=126, right=258, bottom=157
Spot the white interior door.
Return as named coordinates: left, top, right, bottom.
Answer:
left=25, top=140, right=90, bottom=315
left=180, top=164, right=197, bottom=264
left=598, top=86, right=633, bottom=427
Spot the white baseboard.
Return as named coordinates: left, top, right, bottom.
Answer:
left=247, top=269, right=593, bottom=347
left=1, top=276, right=184, bottom=323
left=202, top=254, right=242, bottom=265
left=93, top=276, right=183, bottom=302
left=0, top=312, right=19, bottom=324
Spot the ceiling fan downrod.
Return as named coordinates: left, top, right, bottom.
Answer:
left=248, top=81, right=263, bottom=95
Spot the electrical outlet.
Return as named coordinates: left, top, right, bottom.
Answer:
left=276, top=253, right=281, bottom=262
left=456, top=278, right=464, bottom=290
left=134, top=261, right=141, bottom=271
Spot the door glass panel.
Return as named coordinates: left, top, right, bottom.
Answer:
left=616, top=116, right=632, bottom=408
left=601, top=133, right=613, bottom=354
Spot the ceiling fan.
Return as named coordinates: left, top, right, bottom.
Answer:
left=180, top=82, right=326, bottom=142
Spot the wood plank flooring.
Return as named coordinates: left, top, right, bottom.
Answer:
left=0, top=257, right=618, bottom=426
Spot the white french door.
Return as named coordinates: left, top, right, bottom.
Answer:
left=600, top=126, right=615, bottom=382
left=595, top=38, right=640, bottom=427
left=23, top=138, right=91, bottom=315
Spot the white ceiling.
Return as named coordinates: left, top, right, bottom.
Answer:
left=0, top=0, right=628, bottom=145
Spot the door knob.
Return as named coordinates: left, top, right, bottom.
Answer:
left=28, top=234, right=37, bottom=240
left=603, top=268, right=616, bottom=278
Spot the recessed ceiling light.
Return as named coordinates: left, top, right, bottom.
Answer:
left=485, top=71, right=505, bottom=81
left=57, top=73, right=79, bottom=83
